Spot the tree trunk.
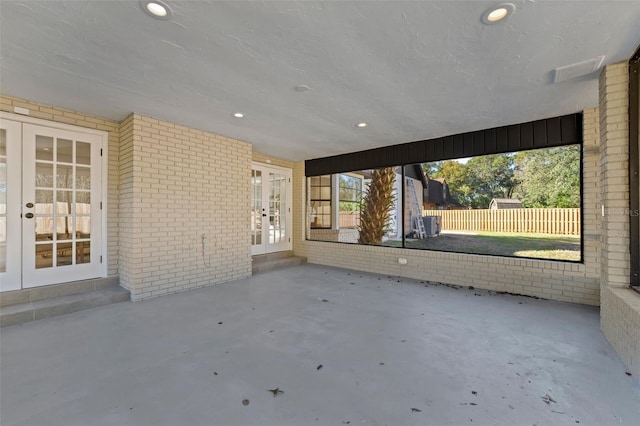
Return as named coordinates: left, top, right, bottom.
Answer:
left=358, top=167, right=396, bottom=245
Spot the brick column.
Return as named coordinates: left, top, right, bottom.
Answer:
left=599, top=63, right=631, bottom=288
left=118, top=114, right=252, bottom=300
left=599, top=62, right=640, bottom=377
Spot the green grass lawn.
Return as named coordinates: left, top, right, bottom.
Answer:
left=384, top=231, right=581, bottom=261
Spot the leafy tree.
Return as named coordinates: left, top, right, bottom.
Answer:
left=338, top=174, right=362, bottom=212
left=421, top=161, right=443, bottom=177
left=428, top=155, right=517, bottom=208
left=513, top=145, right=580, bottom=208
left=465, top=154, right=518, bottom=208
left=421, top=146, right=579, bottom=209
left=432, top=161, right=473, bottom=206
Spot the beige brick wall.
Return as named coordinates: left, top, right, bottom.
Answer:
left=118, top=114, right=135, bottom=290
left=293, top=109, right=602, bottom=306
left=602, top=287, right=640, bottom=377
left=599, top=63, right=631, bottom=289
left=582, top=108, right=602, bottom=277
left=0, top=95, right=120, bottom=277
left=1, top=95, right=255, bottom=300
left=598, top=62, right=640, bottom=377
left=120, top=114, right=253, bottom=300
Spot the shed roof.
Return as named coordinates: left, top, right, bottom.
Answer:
left=490, top=198, right=523, bottom=209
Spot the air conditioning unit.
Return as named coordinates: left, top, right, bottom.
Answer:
left=422, top=216, right=441, bottom=236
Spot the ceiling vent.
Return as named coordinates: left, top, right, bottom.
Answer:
left=553, top=56, right=605, bottom=83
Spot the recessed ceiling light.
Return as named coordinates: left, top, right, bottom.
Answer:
left=233, top=112, right=245, bottom=118
left=356, top=122, right=367, bottom=128
left=140, top=1, right=173, bottom=20
left=481, top=3, right=515, bottom=25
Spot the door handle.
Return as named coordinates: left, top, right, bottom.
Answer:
left=25, top=213, right=34, bottom=219
left=262, top=214, right=267, bottom=217
left=26, top=202, right=34, bottom=208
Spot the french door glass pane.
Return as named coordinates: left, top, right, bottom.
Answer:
left=76, top=142, right=91, bottom=165
left=269, top=173, right=286, bottom=244
left=0, top=130, right=5, bottom=272
left=77, top=240, right=90, bottom=264
left=56, top=191, right=72, bottom=214
left=251, top=170, right=262, bottom=245
left=35, top=244, right=53, bottom=269
left=57, top=138, right=73, bottom=163
left=36, top=163, right=53, bottom=187
left=76, top=167, right=90, bottom=189
left=77, top=217, right=91, bottom=237
left=35, top=135, right=53, bottom=161
left=35, top=190, right=53, bottom=214
left=57, top=242, right=73, bottom=266
left=35, top=217, right=52, bottom=240
left=56, top=216, right=73, bottom=240
left=56, top=165, right=73, bottom=188
left=0, top=243, right=5, bottom=273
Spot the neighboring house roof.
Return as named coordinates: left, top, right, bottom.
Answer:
left=404, top=165, right=429, bottom=188
left=489, top=198, right=523, bottom=209
left=401, top=164, right=462, bottom=207
left=426, top=178, right=462, bottom=208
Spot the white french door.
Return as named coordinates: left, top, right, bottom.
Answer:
left=0, top=116, right=105, bottom=291
left=251, top=163, right=292, bottom=255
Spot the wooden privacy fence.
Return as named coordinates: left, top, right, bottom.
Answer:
left=422, top=208, right=581, bottom=235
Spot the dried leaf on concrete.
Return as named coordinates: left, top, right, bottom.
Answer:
left=268, top=388, right=284, bottom=397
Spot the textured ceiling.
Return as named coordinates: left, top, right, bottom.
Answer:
left=1, top=1, right=639, bottom=161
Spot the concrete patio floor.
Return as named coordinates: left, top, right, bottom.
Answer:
left=1, top=264, right=639, bottom=426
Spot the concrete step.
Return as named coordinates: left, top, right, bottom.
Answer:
left=1, top=285, right=130, bottom=328
left=1, top=276, right=121, bottom=308
left=252, top=250, right=295, bottom=263
left=252, top=252, right=307, bottom=275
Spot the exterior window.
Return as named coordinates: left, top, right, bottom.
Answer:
left=408, top=145, right=582, bottom=261
left=338, top=174, right=362, bottom=228
left=307, top=146, right=583, bottom=262
left=309, top=175, right=331, bottom=229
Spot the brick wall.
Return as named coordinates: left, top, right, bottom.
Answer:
left=0, top=95, right=120, bottom=277
left=293, top=108, right=602, bottom=306
left=118, top=115, right=135, bottom=291
left=1, top=95, right=255, bottom=300
left=120, top=114, right=252, bottom=300
left=598, top=62, right=640, bottom=377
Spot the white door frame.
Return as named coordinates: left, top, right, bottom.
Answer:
left=251, top=162, right=292, bottom=255
left=0, top=112, right=108, bottom=291
left=0, top=119, right=22, bottom=291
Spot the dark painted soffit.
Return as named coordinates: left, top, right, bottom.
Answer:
left=306, top=113, right=583, bottom=177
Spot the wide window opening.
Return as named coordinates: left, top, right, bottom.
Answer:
left=307, top=145, right=582, bottom=262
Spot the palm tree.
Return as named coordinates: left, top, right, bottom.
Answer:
left=358, top=167, right=396, bottom=245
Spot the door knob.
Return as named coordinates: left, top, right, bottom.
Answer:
left=26, top=202, right=34, bottom=208
left=25, top=213, right=34, bottom=219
